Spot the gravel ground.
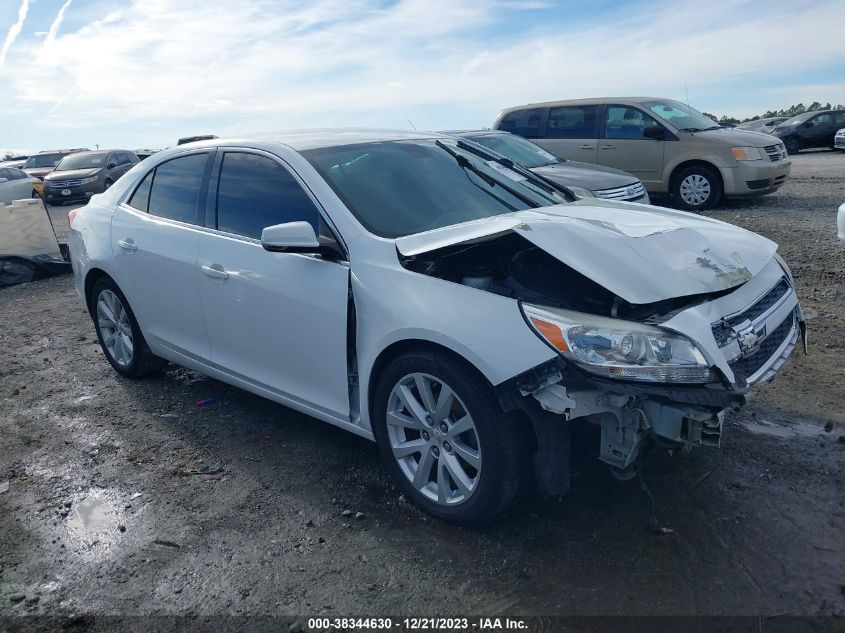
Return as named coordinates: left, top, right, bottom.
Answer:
left=1, top=150, right=843, bottom=622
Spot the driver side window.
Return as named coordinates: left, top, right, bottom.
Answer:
left=215, top=152, right=320, bottom=240
left=604, top=106, right=661, bottom=139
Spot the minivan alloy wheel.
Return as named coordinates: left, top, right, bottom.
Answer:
left=96, top=289, right=134, bottom=367
left=679, top=174, right=711, bottom=207
left=386, top=373, right=481, bottom=506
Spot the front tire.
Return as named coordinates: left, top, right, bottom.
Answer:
left=672, top=165, right=723, bottom=211
left=372, top=349, right=527, bottom=525
left=783, top=136, right=802, bottom=155
left=90, top=277, right=166, bottom=378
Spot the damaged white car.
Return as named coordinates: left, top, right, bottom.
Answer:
left=69, top=130, right=806, bottom=524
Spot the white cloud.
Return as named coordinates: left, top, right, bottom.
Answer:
left=0, top=0, right=30, bottom=64
left=0, top=0, right=843, bottom=145
left=42, top=0, right=75, bottom=50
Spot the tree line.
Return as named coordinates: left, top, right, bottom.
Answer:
left=703, top=101, right=845, bottom=125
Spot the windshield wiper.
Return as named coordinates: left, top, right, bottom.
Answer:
left=453, top=140, right=567, bottom=201
left=434, top=140, right=538, bottom=207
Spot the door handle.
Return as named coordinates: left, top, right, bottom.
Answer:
left=202, top=264, right=229, bottom=280
left=117, top=239, right=137, bottom=252
left=579, top=144, right=594, bottom=149
left=599, top=145, right=616, bottom=150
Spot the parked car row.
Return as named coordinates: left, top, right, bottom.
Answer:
left=69, top=129, right=806, bottom=524
left=493, top=97, right=792, bottom=210
left=770, top=110, right=845, bottom=154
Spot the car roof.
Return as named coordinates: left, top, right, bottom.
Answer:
left=242, top=128, right=449, bottom=151
left=499, top=97, right=671, bottom=115
left=445, top=130, right=507, bottom=137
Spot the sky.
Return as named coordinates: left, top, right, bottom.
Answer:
left=1, top=0, right=844, bottom=154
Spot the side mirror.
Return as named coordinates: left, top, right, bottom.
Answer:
left=643, top=125, right=664, bottom=140
left=261, top=221, right=319, bottom=253
left=107, top=163, right=117, bottom=169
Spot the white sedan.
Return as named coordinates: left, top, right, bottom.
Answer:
left=69, top=130, right=804, bottom=524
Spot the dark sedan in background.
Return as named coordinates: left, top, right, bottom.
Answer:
left=43, top=150, right=139, bottom=205
left=452, top=130, right=649, bottom=204
left=771, top=110, right=845, bottom=154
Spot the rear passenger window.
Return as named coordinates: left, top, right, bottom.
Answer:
left=215, top=152, right=319, bottom=239
left=147, top=154, right=208, bottom=224
left=497, top=108, right=542, bottom=138
left=546, top=106, right=598, bottom=139
left=127, top=170, right=153, bottom=212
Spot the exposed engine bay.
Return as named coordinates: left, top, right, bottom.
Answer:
left=400, top=232, right=722, bottom=322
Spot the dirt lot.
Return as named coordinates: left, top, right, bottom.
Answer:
left=1, top=151, right=843, bottom=622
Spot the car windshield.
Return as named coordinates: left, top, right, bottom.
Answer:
left=462, top=133, right=560, bottom=169
left=24, top=153, right=62, bottom=168
left=56, top=153, right=106, bottom=170
left=782, top=113, right=813, bottom=126
left=645, top=100, right=721, bottom=132
left=303, top=138, right=566, bottom=238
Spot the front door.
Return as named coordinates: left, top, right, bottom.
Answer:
left=804, top=113, right=835, bottom=148
left=196, top=150, right=351, bottom=419
left=598, top=105, right=665, bottom=189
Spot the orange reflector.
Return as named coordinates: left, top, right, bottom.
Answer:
left=530, top=317, right=568, bottom=353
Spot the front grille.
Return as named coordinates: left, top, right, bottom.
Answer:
left=728, top=311, right=795, bottom=384
left=763, top=144, right=788, bottom=162
left=595, top=182, right=646, bottom=201
left=48, top=178, right=85, bottom=188
left=712, top=278, right=790, bottom=346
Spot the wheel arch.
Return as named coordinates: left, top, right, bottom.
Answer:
left=367, top=339, right=485, bottom=423
left=668, top=159, right=724, bottom=194
left=83, top=267, right=115, bottom=316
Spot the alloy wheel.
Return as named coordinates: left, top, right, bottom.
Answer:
left=386, top=373, right=481, bottom=506
left=679, top=174, right=711, bottom=207
left=96, top=289, right=134, bottom=367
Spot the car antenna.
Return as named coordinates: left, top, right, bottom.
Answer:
left=407, top=119, right=417, bottom=130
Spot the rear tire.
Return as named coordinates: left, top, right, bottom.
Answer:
left=372, top=349, right=527, bottom=525
left=672, top=165, right=723, bottom=211
left=90, top=277, right=166, bottom=378
left=783, top=136, right=802, bottom=155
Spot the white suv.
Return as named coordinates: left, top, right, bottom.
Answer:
left=69, top=131, right=804, bottom=524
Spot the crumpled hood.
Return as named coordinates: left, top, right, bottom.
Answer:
left=531, top=160, right=638, bottom=191
left=396, top=200, right=777, bottom=305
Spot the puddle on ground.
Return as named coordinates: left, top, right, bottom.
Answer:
left=66, top=492, right=122, bottom=543
left=736, top=418, right=827, bottom=439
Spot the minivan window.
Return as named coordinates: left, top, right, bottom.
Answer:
left=546, top=106, right=598, bottom=139
left=303, top=139, right=564, bottom=238
left=604, top=106, right=661, bottom=139
left=216, top=152, right=320, bottom=239
left=0, top=167, right=26, bottom=180
left=24, top=153, right=62, bottom=169
left=147, top=153, right=208, bottom=224
left=498, top=108, right=542, bottom=138
left=810, top=114, right=832, bottom=126
left=645, top=100, right=719, bottom=132
left=57, top=153, right=107, bottom=170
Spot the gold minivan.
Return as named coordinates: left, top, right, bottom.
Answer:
left=494, top=97, right=791, bottom=210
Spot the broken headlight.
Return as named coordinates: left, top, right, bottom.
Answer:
left=522, top=304, right=713, bottom=383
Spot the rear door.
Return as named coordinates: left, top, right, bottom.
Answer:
left=598, top=104, right=665, bottom=188
left=536, top=105, right=599, bottom=163
left=110, top=151, right=213, bottom=361
left=196, top=149, right=351, bottom=420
